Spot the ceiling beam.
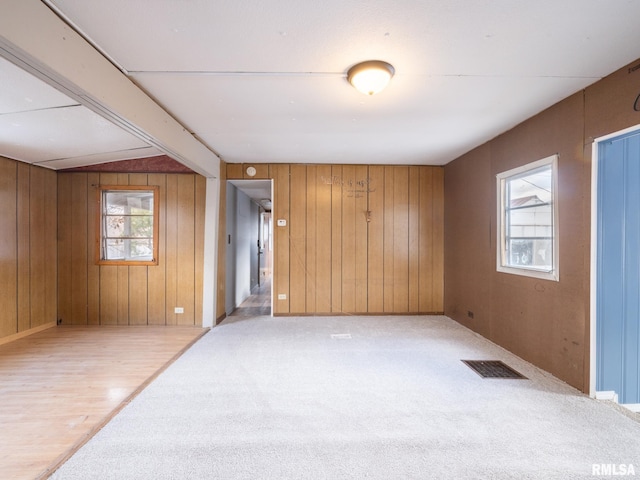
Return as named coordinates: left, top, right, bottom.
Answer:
left=0, top=0, right=220, bottom=178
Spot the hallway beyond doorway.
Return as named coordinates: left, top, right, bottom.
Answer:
left=230, top=275, right=271, bottom=317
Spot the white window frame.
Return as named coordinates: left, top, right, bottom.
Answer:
left=496, top=154, right=559, bottom=281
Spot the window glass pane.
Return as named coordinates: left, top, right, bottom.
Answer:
left=507, top=238, right=553, bottom=269
left=129, top=214, right=154, bottom=238
left=497, top=156, right=557, bottom=280
left=507, top=166, right=552, bottom=204
left=129, top=239, right=154, bottom=259
left=105, top=191, right=153, bottom=215
left=105, top=238, right=125, bottom=259
left=508, top=205, right=552, bottom=238
left=105, top=216, right=125, bottom=238
left=100, top=188, right=156, bottom=263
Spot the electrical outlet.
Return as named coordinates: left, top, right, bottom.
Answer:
left=175, top=307, right=184, bottom=314
left=278, top=294, right=287, bottom=300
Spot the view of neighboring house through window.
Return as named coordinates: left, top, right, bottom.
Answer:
left=496, top=155, right=558, bottom=281
left=97, top=186, right=159, bottom=265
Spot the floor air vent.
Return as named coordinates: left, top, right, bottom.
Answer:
left=462, top=360, right=527, bottom=379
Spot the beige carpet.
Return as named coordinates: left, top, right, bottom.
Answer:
left=51, top=315, right=640, bottom=479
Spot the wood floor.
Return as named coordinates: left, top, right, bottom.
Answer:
left=230, top=275, right=272, bottom=317
left=0, top=325, right=207, bottom=480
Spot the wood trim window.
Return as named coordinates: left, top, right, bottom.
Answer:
left=96, top=185, right=159, bottom=265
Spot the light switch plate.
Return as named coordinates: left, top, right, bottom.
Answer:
left=277, top=219, right=287, bottom=226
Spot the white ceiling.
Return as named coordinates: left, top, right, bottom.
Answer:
left=2, top=0, right=640, bottom=170
left=0, top=55, right=162, bottom=169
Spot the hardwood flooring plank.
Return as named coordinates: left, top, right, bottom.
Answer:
left=0, top=326, right=207, bottom=480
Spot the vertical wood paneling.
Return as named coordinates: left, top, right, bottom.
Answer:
left=117, top=266, right=131, bottom=324
left=393, top=167, right=409, bottom=312
left=147, top=174, right=167, bottom=325
left=408, top=166, right=420, bottom=311
left=226, top=163, right=243, bottom=179
left=432, top=167, right=445, bottom=312
left=1, top=161, right=57, bottom=339
left=194, top=175, right=206, bottom=325
left=48, top=162, right=443, bottom=335
left=127, top=174, right=149, bottom=325
left=383, top=166, right=395, bottom=312
left=86, top=173, right=100, bottom=325
left=71, top=174, right=88, bottom=325
left=99, top=266, right=118, bottom=325
left=176, top=175, right=196, bottom=325
left=57, top=172, right=206, bottom=329
left=305, top=165, right=317, bottom=313
left=367, top=166, right=384, bottom=313
left=29, top=167, right=47, bottom=328
left=260, top=164, right=446, bottom=315
left=271, top=164, right=290, bottom=314
left=331, top=165, right=342, bottom=313
left=355, top=165, right=368, bottom=312
left=17, top=163, right=30, bottom=332
left=0, top=161, right=17, bottom=338
left=44, top=168, right=57, bottom=327
left=98, top=173, right=119, bottom=325
left=289, top=165, right=307, bottom=313
left=341, top=165, right=356, bottom=312
left=57, top=173, right=72, bottom=325
left=316, top=165, right=333, bottom=313
left=164, top=175, right=178, bottom=324
left=116, top=174, right=130, bottom=325
left=419, top=167, right=434, bottom=312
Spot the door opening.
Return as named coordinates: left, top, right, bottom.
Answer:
left=225, top=179, right=273, bottom=316
left=592, top=125, right=640, bottom=411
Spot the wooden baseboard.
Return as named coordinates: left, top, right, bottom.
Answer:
left=0, top=321, right=57, bottom=347
left=216, top=313, right=227, bottom=325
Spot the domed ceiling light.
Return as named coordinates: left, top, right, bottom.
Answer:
left=347, top=60, right=395, bottom=95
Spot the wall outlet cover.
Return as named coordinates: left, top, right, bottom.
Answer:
left=175, top=307, right=184, bottom=314
left=278, top=294, right=287, bottom=300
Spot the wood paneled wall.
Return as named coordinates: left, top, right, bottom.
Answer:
left=0, top=158, right=57, bottom=341
left=228, top=164, right=444, bottom=315
left=57, top=172, right=206, bottom=326
left=444, top=57, right=640, bottom=393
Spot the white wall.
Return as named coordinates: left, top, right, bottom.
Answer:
left=235, top=190, right=252, bottom=307
left=225, top=183, right=258, bottom=314
left=201, top=177, right=219, bottom=328
left=225, top=184, right=237, bottom=315
left=249, top=201, right=260, bottom=290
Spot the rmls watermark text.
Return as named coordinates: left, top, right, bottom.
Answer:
left=592, top=464, right=636, bottom=476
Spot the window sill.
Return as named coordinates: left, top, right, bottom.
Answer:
left=497, top=265, right=559, bottom=282
left=96, top=259, right=158, bottom=266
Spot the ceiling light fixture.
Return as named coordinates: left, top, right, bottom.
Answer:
left=347, top=60, right=395, bottom=95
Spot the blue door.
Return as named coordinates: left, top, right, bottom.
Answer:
left=597, top=131, right=640, bottom=404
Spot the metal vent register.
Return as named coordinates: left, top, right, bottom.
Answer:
left=462, top=360, right=527, bottom=379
